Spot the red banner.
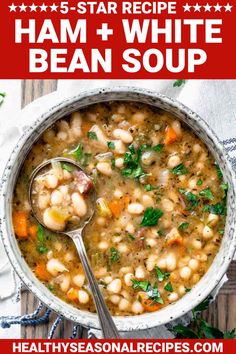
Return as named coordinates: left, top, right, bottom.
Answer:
left=0, top=339, right=235, bottom=354
left=0, top=0, right=235, bottom=78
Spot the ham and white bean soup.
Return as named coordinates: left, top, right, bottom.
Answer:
left=12, top=102, right=227, bottom=315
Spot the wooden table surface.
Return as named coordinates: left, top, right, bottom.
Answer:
left=21, top=80, right=236, bottom=338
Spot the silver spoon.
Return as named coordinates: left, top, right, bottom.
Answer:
left=28, top=157, right=120, bottom=338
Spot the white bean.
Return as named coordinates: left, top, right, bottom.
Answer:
left=125, top=222, right=135, bottom=234
left=162, top=198, right=174, bottom=212
left=168, top=292, right=179, bottom=302
left=142, top=195, right=154, bottom=207
left=96, top=217, right=106, bottom=226
left=188, top=259, right=199, bottom=271
left=192, top=274, right=200, bottom=284
left=103, top=276, right=113, bottom=284
left=51, top=190, right=63, bottom=205
left=127, top=203, right=144, bottom=215
left=43, top=208, right=66, bottom=231
left=124, top=273, right=134, bottom=286
left=73, top=274, right=85, bottom=287
left=119, top=266, right=133, bottom=275
left=131, top=301, right=144, bottom=314
left=70, top=112, right=82, bottom=137
left=46, top=258, right=68, bottom=277
left=179, top=266, right=192, bottom=280
left=45, top=174, right=58, bottom=189
left=78, top=290, right=89, bottom=304
left=166, top=254, right=177, bottom=271
left=178, top=285, right=186, bottom=296
left=159, top=169, right=169, bottom=186
left=202, top=225, right=214, bottom=240
left=117, top=243, right=129, bottom=254
left=113, top=128, right=133, bottom=144
left=156, top=258, right=167, bottom=270
left=113, top=140, right=126, bottom=154
left=47, top=250, right=53, bottom=260
left=115, top=157, right=124, bottom=168
left=188, top=178, right=198, bottom=190
left=98, top=241, right=109, bottom=250
left=109, top=295, right=120, bottom=304
left=168, top=155, right=181, bottom=168
left=64, top=251, right=74, bottom=262
left=193, top=143, right=202, bottom=153
left=141, top=151, right=156, bottom=166
left=146, top=238, right=157, bottom=247
left=96, top=162, right=113, bottom=176
left=146, top=254, right=158, bottom=271
left=59, top=274, right=71, bottom=293
left=192, top=239, right=202, bottom=250
left=63, top=170, right=72, bottom=180
left=132, top=112, right=146, bottom=123
left=207, top=213, right=219, bottom=226
left=135, top=266, right=146, bottom=279
left=107, top=279, right=122, bottom=294
left=89, top=125, right=108, bottom=146
left=38, top=192, right=50, bottom=210
left=113, top=189, right=123, bottom=199
left=119, top=298, right=131, bottom=311
left=71, top=192, right=87, bottom=217
left=172, top=120, right=182, bottom=136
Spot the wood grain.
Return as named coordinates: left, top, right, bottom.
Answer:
left=21, top=80, right=236, bottom=338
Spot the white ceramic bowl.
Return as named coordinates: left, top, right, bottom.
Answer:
left=1, top=87, right=236, bottom=332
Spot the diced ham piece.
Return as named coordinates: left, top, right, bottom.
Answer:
left=74, top=171, right=93, bottom=195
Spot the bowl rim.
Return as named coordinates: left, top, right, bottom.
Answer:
left=1, top=86, right=236, bottom=332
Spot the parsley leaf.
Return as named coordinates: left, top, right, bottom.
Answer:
left=199, top=188, right=214, bottom=201
left=110, top=247, right=120, bottom=263
left=179, top=189, right=199, bottom=208
left=215, top=164, right=223, bottom=180
left=204, top=203, right=226, bottom=215
left=0, top=92, right=6, bottom=107
left=132, top=279, right=149, bottom=291
left=171, top=163, right=189, bottom=176
left=87, top=131, right=98, bottom=140
left=221, top=182, right=228, bottom=198
left=37, top=245, right=48, bottom=254
left=173, top=80, right=186, bottom=87
left=121, top=146, right=145, bottom=179
left=178, top=222, right=189, bottom=232
left=71, top=143, right=83, bottom=160
left=132, top=279, right=164, bottom=304
left=153, top=144, right=164, bottom=152
left=61, top=163, right=74, bottom=172
left=145, top=184, right=158, bottom=191
left=197, top=179, right=203, bottom=186
left=140, top=207, right=163, bottom=227
left=107, top=141, right=115, bottom=150
left=164, top=281, right=173, bottom=292
left=155, top=267, right=170, bottom=282
left=37, top=225, right=45, bottom=242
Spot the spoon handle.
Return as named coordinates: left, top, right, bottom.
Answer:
left=72, top=233, right=120, bottom=339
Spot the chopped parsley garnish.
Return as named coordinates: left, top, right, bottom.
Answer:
left=171, top=163, right=189, bottom=176
left=70, top=144, right=92, bottom=167
left=37, top=225, right=45, bottom=242
left=197, top=179, right=203, bottom=186
left=132, top=279, right=164, bottom=304
left=153, top=144, right=164, bottom=152
left=87, top=131, right=98, bottom=140
left=61, top=163, right=74, bottom=172
left=107, top=141, right=115, bottom=150
left=221, top=182, right=228, bottom=198
left=218, top=229, right=224, bottom=235
left=164, top=281, right=173, bottom=292
left=185, top=287, right=191, bottom=293
left=178, top=222, right=189, bottom=232
left=37, top=245, right=48, bottom=254
left=155, top=267, right=170, bottom=282
left=110, top=247, right=120, bottom=263
left=140, top=207, right=163, bottom=227
left=47, top=284, right=54, bottom=291
left=157, top=229, right=165, bottom=236
left=204, top=203, right=226, bottom=215
left=173, top=79, right=186, bottom=87
left=179, top=189, right=199, bottom=208
left=0, top=92, right=6, bottom=106
left=215, top=164, right=223, bottom=180
left=121, top=145, right=145, bottom=179
left=111, top=158, right=115, bottom=170
left=145, top=184, right=158, bottom=192
left=199, top=188, right=214, bottom=201
left=128, top=233, right=135, bottom=241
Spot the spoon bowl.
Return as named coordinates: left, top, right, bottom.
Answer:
left=28, top=157, right=120, bottom=338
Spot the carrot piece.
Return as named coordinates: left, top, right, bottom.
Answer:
left=108, top=200, right=124, bottom=218
left=81, top=121, right=93, bottom=135
left=67, top=288, right=79, bottom=301
left=164, top=126, right=177, bottom=145
left=139, top=293, right=160, bottom=312
left=166, top=228, right=183, bottom=246
left=28, top=225, right=37, bottom=240
left=12, top=211, right=28, bottom=238
left=35, top=262, right=51, bottom=281
left=122, top=195, right=130, bottom=208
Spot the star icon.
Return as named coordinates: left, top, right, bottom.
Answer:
left=39, top=3, right=48, bottom=12
left=50, top=3, right=58, bottom=12
left=224, top=3, right=233, bottom=12
left=29, top=3, right=37, bottom=12
left=214, top=3, right=222, bottom=12
left=203, top=3, right=212, bottom=12
left=8, top=3, right=17, bottom=12
left=183, top=3, right=191, bottom=12
left=193, top=3, right=201, bottom=12
left=19, top=3, right=27, bottom=12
